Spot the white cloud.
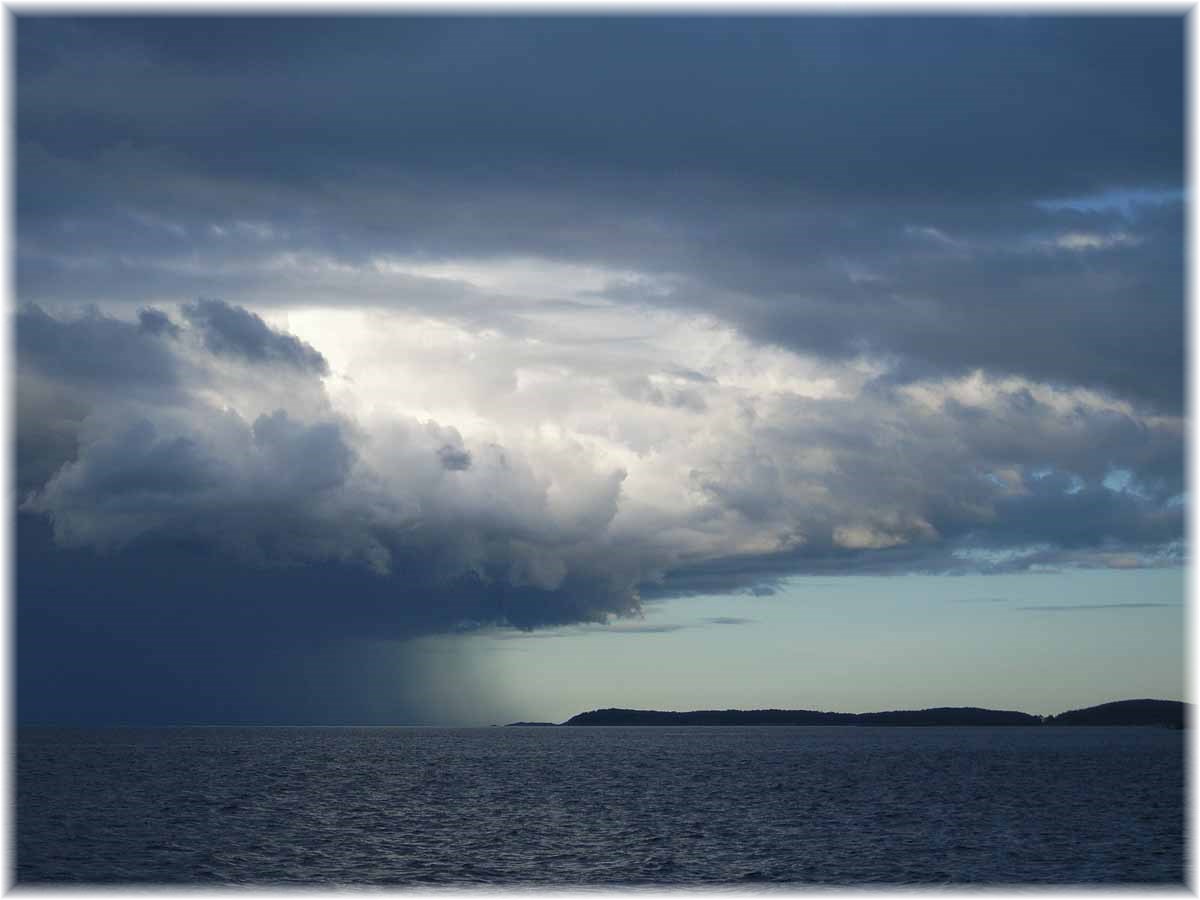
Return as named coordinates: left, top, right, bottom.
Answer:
left=1052, top=231, right=1142, bottom=251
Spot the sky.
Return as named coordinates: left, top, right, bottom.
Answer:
left=13, top=14, right=1186, bottom=725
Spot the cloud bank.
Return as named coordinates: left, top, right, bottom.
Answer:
left=18, top=299, right=1183, bottom=640
left=14, top=16, right=1183, bottom=722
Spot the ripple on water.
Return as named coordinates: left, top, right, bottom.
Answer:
left=15, top=725, right=1186, bottom=885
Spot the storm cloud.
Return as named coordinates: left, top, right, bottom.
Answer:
left=19, top=302, right=1183, bottom=622
left=14, top=15, right=1184, bottom=722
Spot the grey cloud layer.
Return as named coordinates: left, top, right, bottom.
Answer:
left=16, top=17, right=1184, bottom=411
left=17, top=18, right=1178, bottom=195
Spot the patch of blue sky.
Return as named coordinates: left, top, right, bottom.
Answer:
left=1103, top=467, right=1158, bottom=501
left=1103, top=468, right=1134, bottom=492
left=952, top=545, right=1056, bottom=567
left=1028, top=466, right=1083, bottom=493
left=1035, top=187, right=1184, bottom=219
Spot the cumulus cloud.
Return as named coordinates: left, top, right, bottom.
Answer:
left=17, top=302, right=1184, bottom=647
left=182, top=298, right=329, bottom=374
left=17, top=302, right=180, bottom=391
left=137, top=306, right=180, bottom=337
left=19, top=303, right=642, bottom=632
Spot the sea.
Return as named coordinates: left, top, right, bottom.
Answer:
left=16, top=725, right=1185, bottom=886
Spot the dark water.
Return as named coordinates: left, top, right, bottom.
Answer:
left=17, top=725, right=1185, bottom=885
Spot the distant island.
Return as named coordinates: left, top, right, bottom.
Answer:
left=1042, top=698, right=1186, bottom=727
left=564, top=706, right=1040, bottom=726
left=505, top=698, right=1187, bottom=728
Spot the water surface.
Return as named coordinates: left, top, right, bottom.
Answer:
left=17, top=725, right=1185, bottom=885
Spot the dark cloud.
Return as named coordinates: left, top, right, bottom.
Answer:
left=16, top=18, right=1179, bottom=197
left=182, top=298, right=328, bottom=374
left=15, top=305, right=191, bottom=498
left=977, top=476, right=1183, bottom=551
left=15, top=513, right=522, bottom=724
left=605, top=623, right=688, bottom=634
left=639, top=557, right=790, bottom=601
left=137, top=306, right=179, bottom=337
left=21, top=407, right=363, bottom=564
left=251, top=410, right=355, bottom=495
left=17, top=302, right=179, bottom=389
left=437, top=444, right=472, bottom=472
left=15, top=17, right=1184, bottom=411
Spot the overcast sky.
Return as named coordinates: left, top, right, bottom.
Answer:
left=15, top=15, right=1185, bottom=724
